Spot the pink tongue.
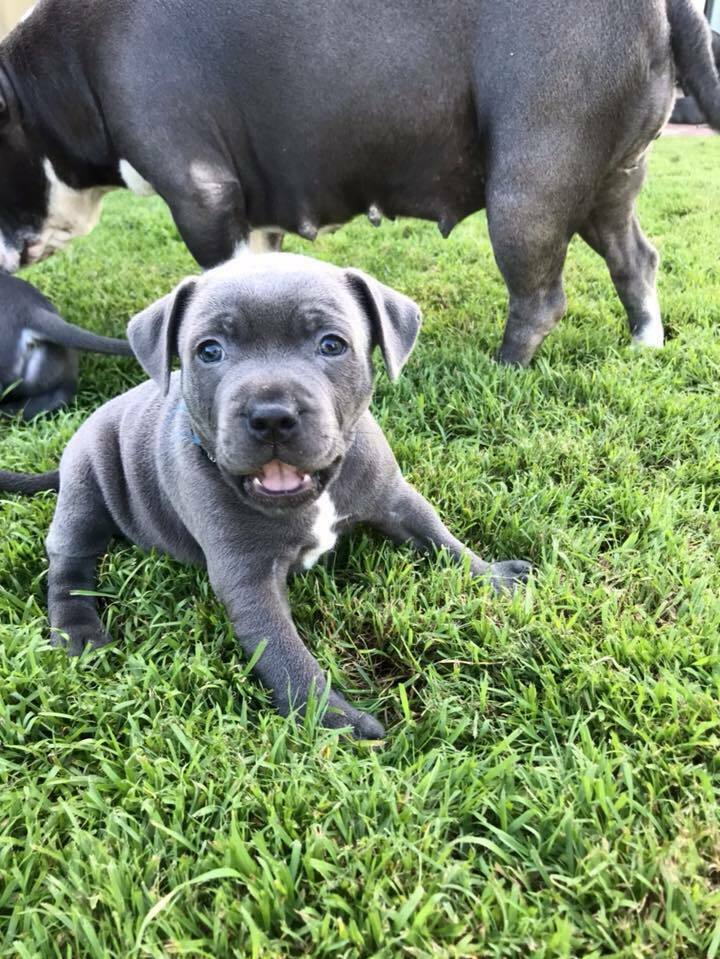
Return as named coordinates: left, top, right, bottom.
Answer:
left=259, top=459, right=304, bottom=493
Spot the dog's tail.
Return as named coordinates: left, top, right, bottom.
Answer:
left=0, top=470, right=60, bottom=495
left=667, top=0, right=720, bottom=129
left=33, top=311, right=135, bottom=357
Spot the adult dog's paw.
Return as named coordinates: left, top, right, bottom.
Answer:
left=489, top=560, right=531, bottom=594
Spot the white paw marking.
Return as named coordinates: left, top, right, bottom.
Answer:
left=631, top=293, right=664, bottom=349
left=119, top=160, right=156, bottom=197
left=302, top=492, right=338, bottom=569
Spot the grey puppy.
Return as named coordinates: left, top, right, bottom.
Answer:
left=0, top=274, right=132, bottom=418
left=0, top=255, right=529, bottom=738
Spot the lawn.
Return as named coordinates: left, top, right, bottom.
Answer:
left=1, top=136, right=720, bottom=958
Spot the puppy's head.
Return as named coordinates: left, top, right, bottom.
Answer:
left=128, top=253, right=421, bottom=512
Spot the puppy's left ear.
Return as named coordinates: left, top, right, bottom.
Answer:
left=345, top=269, right=421, bottom=381
left=127, top=278, right=197, bottom=394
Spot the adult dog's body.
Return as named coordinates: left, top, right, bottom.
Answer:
left=0, top=256, right=529, bottom=737
left=0, top=1, right=718, bottom=363
left=0, top=274, right=132, bottom=418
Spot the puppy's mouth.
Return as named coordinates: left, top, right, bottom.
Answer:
left=250, top=459, right=315, bottom=497
left=229, top=457, right=342, bottom=508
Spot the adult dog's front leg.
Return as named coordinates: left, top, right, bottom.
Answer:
left=371, top=481, right=530, bottom=592
left=160, top=159, right=259, bottom=268
left=208, top=559, right=384, bottom=739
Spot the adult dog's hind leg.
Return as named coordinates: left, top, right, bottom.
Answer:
left=487, top=173, right=571, bottom=367
left=581, top=159, right=663, bottom=348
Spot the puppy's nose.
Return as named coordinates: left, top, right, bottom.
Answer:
left=247, top=401, right=299, bottom=443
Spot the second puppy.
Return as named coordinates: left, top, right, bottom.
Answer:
left=5, top=255, right=530, bottom=738
left=0, top=274, right=133, bottom=418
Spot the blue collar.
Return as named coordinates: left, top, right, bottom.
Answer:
left=177, top=400, right=216, bottom=463
left=190, top=430, right=216, bottom=463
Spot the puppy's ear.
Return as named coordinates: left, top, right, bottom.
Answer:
left=127, top=278, right=197, bottom=394
left=345, top=269, right=421, bottom=381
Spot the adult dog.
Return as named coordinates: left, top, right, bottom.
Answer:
left=0, top=255, right=529, bottom=737
left=0, top=0, right=718, bottom=363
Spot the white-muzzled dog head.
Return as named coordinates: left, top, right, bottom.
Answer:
left=0, top=71, right=108, bottom=272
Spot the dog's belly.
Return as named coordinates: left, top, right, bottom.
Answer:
left=242, top=104, right=486, bottom=238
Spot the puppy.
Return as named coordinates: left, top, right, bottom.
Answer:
left=0, top=255, right=529, bottom=738
left=0, top=274, right=133, bottom=418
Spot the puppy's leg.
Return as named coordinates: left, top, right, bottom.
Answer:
left=207, top=558, right=384, bottom=739
left=14, top=383, right=75, bottom=420
left=580, top=157, right=663, bottom=348
left=46, top=478, right=116, bottom=656
left=47, top=553, right=112, bottom=655
left=371, top=481, right=530, bottom=592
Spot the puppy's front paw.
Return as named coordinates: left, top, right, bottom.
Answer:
left=50, top=623, right=113, bottom=657
left=349, top=709, right=385, bottom=741
left=325, top=691, right=385, bottom=741
left=489, top=560, right=531, bottom=594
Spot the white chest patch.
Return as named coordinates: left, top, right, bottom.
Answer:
left=301, top=492, right=339, bottom=570
left=119, top=160, right=156, bottom=197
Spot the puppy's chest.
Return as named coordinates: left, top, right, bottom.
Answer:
left=299, top=492, right=341, bottom=570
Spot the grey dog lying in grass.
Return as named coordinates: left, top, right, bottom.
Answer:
left=0, top=254, right=529, bottom=738
left=0, top=274, right=133, bottom=419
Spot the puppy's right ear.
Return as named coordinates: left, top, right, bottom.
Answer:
left=127, top=278, right=196, bottom=394
left=345, top=269, right=421, bottom=381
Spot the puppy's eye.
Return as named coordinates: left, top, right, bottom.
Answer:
left=197, top=340, right=224, bottom=364
left=318, top=335, right=347, bottom=357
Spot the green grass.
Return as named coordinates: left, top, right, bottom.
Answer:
left=1, top=135, right=720, bottom=958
